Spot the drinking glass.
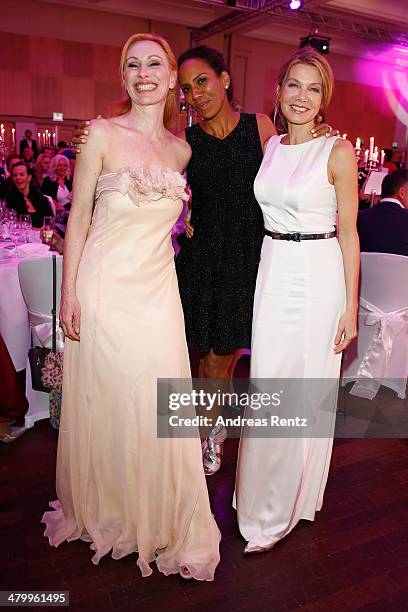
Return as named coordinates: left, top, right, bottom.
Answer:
left=6, top=209, right=18, bottom=222
left=0, top=200, right=5, bottom=223
left=42, top=216, right=55, bottom=245
left=20, top=214, right=32, bottom=242
left=9, top=221, right=24, bottom=256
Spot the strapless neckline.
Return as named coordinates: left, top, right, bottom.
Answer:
left=97, top=166, right=184, bottom=183
left=95, top=166, right=189, bottom=207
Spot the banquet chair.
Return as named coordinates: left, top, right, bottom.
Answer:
left=341, top=252, right=408, bottom=399
left=18, top=255, right=63, bottom=427
left=44, top=194, right=56, bottom=216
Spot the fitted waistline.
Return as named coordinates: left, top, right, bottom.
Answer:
left=264, top=229, right=336, bottom=242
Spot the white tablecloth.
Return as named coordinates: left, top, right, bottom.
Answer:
left=0, top=243, right=52, bottom=370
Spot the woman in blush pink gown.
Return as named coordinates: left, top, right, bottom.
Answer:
left=42, top=33, right=220, bottom=581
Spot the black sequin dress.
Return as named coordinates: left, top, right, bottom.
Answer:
left=176, top=113, right=264, bottom=354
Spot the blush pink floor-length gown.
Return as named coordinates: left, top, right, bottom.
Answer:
left=42, top=167, right=220, bottom=580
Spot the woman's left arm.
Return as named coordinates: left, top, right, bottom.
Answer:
left=329, top=139, right=360, bottom=354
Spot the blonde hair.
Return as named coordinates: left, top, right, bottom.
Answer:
left=47, top=154, right=70, bottom=181
left=112, top=33, right=177, bottom=129
left=274, top=48, right=334, bottom=134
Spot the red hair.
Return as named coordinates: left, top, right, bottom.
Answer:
left=112, top=33, right=177, bottom=130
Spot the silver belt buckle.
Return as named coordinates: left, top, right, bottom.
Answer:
left=287, top=232, right=301, bottom=242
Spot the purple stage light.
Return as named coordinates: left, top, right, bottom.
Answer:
left=289, top=0, right=303, bottom=9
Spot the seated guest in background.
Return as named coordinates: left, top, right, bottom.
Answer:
left=0, top=153, right=21, bottom=197
left=383, top=149, right=397, bottom=173
left=56, top=140, right=68, bottom=154
left=62, top=149, right=76, bottom=179
left=42, top=154, right=72, bottom=212
left=0, top=334, right=28, bottom=444
left=34, top=153, right=51, bottom=188
left=357, top=168, right=408, bottom=256
left=19, top=129, right=38, bottom=159
left=6, top=162, right=53, bottom=228
left=22, top=146, right=36, bottom=171
left=42, top=146, right=55, bottom=158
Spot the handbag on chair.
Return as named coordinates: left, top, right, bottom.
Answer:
left=28, top=255, right=64, bottom=394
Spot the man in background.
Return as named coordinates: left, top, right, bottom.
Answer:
left=357, top=168, right=408, bottom=256
left=19, top=129, right=38, bottom=159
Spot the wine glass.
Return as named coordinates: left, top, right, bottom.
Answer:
left=6, top=209, right=18, bottom=221
left=42, top=216, right=55, bottom=245
left=0, top=200, right=6, bottom=238
left=8, top=221, right=24, bottom=257
left=20, top=214, right=32, bottom=243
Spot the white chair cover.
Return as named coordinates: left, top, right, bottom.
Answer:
left=18, top=256, right=63, bottom=427
left=44, top=194, right=56, bottom=216
left=342, top=253, right=408, bottom=399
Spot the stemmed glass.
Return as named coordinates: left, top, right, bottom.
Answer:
left=8, top=221, right=24, bottom=257
left=2, top=208, right=18, bottom=240
left=20, top=214, right=32, bottom=243
left=0, top=200, right=6, bottom=239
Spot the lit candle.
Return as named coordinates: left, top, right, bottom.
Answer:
left=45, top=129, right=49, bottom=146
left=11, top=128, right=15, bottom=148
left=342, top=133, right=347, bottom=139
left=355, top=137, right=361, bottom=150
left=38, top=132, right=41, bottom=148
left=364, top=149, right=369, bottom=164
left=0, top=124, right=4, bottom=139
left=369, top=136, right=374, bottom=161
left=53, top=132, right=56, bottom=147
left=380, top=149, right=385, bottom=166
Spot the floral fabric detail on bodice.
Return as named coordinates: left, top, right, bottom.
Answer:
left=95, top=166, right=189, bottom=207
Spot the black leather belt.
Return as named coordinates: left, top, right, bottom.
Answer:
left=264, top=229, right=336, bottom=242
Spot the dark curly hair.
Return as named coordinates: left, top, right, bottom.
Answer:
left=178, top=45, right=234, bottom=103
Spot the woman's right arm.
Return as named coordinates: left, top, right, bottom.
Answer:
left=60, top=120, right=106, bottom=341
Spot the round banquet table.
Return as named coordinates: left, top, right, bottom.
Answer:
left=0, top=242, right=53, bottom=371
left=0, top=255, right=30, bottom=371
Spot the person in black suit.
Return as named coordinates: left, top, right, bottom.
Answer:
left=19, top=129, right=38, bottom=159
left=357, top=169, right=408, bottom=257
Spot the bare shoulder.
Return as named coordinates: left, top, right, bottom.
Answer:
left=256, top=113, right=277, bottom=149
left=256, top=113, right=274, bottom=129
left=169, top=132, right=192, bottom=170
left=175, top=128, right=187, bottom=141
left=86, top=117, right=110, bottom=143
left=331, top=137, right=355, bottom=160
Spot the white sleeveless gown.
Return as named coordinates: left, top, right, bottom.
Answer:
left=235, top=135, right=346, bottom=549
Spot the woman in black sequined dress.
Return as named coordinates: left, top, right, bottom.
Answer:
left=175, top=47, right=334, bottom=475
left=175, top=47, right=276, bottom=381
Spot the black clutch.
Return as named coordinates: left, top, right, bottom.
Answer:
left=28, top=347, right=51, bottom=393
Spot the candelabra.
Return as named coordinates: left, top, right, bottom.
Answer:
left=347, top=135, right=385, bottom=170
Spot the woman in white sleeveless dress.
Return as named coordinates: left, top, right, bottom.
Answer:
left=42, top=33, right=220, bottom=581
left=235, top=49, right=359, bottom=553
